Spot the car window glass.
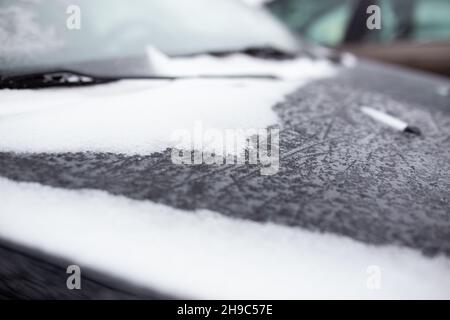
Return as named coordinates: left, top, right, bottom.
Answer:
left=373, top=0, right=397, bottom=42
left=268, top=0, right=353, bottom=46
left=0, top=0, right=299, bottom=74
left=362, top=0, right=450, bottom=43
left=305, top=3, right=352, bottom=46
left=412, top=0, right=450, bottom=41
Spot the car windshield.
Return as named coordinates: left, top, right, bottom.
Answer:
left=0, top=0, right=300, bottom=76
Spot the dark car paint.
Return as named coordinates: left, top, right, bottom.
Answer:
left=0, top=60, right=449, bottom=299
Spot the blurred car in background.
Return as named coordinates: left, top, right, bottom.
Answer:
left=266, top=0, right=450, bottom=77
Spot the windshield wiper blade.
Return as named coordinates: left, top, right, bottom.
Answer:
left=192, top=44, right=341, bottom=63
left=0, top=70, right=120, bottom=89
left=198, top=45, right=298, bottom=60
left=0, top=69, right=279, bottom=89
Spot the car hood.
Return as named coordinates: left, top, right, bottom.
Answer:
left=0, top=56, right=449, bottom=299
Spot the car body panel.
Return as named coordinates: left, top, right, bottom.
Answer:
left=1, top=59, right=449, bottom=299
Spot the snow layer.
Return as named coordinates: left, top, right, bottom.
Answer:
left=0, top=177, right=449, bottom=299
left=0, top=56, right=335, bottom=155
left=146, top=48, right=333, bottom=80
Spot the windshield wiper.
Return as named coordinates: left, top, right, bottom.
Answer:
left=195, top=44, right=346, bottom=64
left=0, top=69, right=279, bottom=90
left=194, top=45, right=298, bottom=60
left=0, top=70, right=120, bottom=89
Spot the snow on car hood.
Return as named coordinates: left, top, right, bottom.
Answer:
left=1, top=177, right=450, bottom=299
left=0, top=55, right=335, bottom=155
left=1, top=55, right=450, bottom=299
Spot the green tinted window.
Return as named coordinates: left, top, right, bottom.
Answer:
left=412, top=0, right=450, bottom=41
left=268, top=0, right=353, bottom=46
left=268, top=0, right=450, bottom=45
left=365, top=0, right=450, bottom=42
left=362, top=0, right=397, bottom=43
left=305, top=4, right=352, bottom=46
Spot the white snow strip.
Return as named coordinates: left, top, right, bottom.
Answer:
left=361, top=106, right=408, bottom=131
left=341, top=52, right=358, bottom=68
left=0, top=55, right=335, bottom=155
left=0, top=177, right=449, bottom=299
